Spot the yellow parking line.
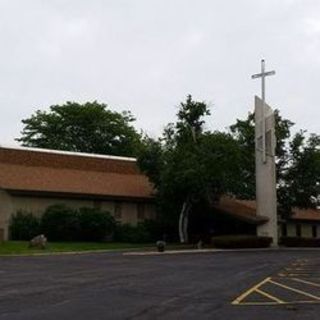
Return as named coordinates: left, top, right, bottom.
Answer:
left=286, top=273, right=320, bottom=277
left=269, top=279, right=320, bottom=301
left=277, top=273, right=290, bottom=277
left=285, top=268, right=319, bottom=271
left=296, top=272, right=320, bottom=274
left=291, top=278, right=320, bottom=288
left=237, top=302, right=282, bottom=306
left=292, top=263, right=307, bottom=267
left=285, top=272, right=320, bottom=275
left=238, top=300, right=320, bottom=306
left=231, top=277, right=271, bottom=305
left=233, top=259, right=320, bottom=306
left=255, top=288, right=285, bottom=304
left=287, top=274, right=311, bottom=276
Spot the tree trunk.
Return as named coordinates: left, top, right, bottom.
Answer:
left=179, top=199, right=191, bottom=243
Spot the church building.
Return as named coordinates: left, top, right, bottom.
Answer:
left=0, top=145, right=318, bottom=243
left=0, top=146, right=156, bottom=241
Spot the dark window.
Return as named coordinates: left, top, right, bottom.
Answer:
left=296, top=224, right=301, bottom=237
left=93, top=200, right=102, bottom=210
left=114, top=202, right=122, bottom=220
left=137, top=203, right=145, bottom=220
left=312, top=225, right=317, bottom=238
left=281, top=223, right=287, bottom=237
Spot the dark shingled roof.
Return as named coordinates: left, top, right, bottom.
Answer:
left=212, top=196, right=269, bottom=225
left=290, top=207, right=320, bottom=221
left=0, top=146, right=154, bottom=200
left=213, top=196, right=320, bottom=223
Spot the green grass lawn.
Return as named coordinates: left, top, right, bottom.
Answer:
left=0, top=241, right=155, bottom=255
left=0, top=241, right=195, bottom=255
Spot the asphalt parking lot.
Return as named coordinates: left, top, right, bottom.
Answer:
left=233, top=257, right=320, bottom=306
left=0, top=250, right=320, bottom=320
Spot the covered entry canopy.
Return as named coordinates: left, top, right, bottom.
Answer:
left=213, top=196, right=320, bottom=225
left=212, top=196, right=269, bottom=225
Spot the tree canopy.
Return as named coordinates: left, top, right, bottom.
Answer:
left=139, top=96, right=319, bottom=241
left=16, top=101, right=142, bottom=157
left=138, top=95, right=242, bottom=241
left=230, top=110, right=294, bottom=200
left=16, top=96, right=319, bottom=240
left=279, top=132, right=320, bottom=210
left=230, top=111, right=319, bottom=211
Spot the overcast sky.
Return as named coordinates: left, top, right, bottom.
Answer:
left=0, top=0, right=319, bottom=145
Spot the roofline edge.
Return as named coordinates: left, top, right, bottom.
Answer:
left=0, top=144, right=137, bottom=162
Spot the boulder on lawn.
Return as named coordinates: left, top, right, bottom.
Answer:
left=29, top=234, right=47, bottom=249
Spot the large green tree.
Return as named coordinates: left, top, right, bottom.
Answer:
left=230, top=111, right=319, bottom=211
left=279, top=132, right=320, bottom=211
left=16, top=101, right=142, bottom=157
left=138, top=95, right=242, bottom=242
left=230, top=110, right=294, bottom=200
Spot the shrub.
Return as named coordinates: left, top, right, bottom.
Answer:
left=211, top=235, right=273, bottom=248
left=78, top=207, right=116, bottom=241
left=41, top=205, right=116, bottom=242
left=9, top=211, right=40, bottom=240
left=41, top=205, right=80, bottom=241
left=114, top=220, right=162, bottom=243
left=114, top=223, right=148, bottom=243
left=280, top=236, right=320, bottom=247
left=139, top=219, right=163, bottom=241
left=12, top=203, right=158, bottom=243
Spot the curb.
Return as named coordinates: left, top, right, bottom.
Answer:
left=123, top=247, right=320, bottom=256
left=0, top=247, right=152, bottom=257
left=1, top=246, right=320, bottom=258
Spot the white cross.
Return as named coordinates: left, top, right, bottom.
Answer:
left=251, top=59, right=276, bottom=163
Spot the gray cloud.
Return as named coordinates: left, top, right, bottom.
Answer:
left=0, top=0, right=319, bottom=144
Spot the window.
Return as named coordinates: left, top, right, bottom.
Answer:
left=114, top=202, right=122, bottom=220
left=296, top=224, right=301, bottom=237
left=281, top=223, right=287, bottom=237
left=312, top=225, right=317, bottom=238
left=93, top=200, right=102, bottom=210
left=137, top=203, right=145, bottom=220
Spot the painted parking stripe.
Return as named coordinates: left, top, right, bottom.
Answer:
left=233, top=258, right=320, bottom=306
left=285, top=267, right=318, bottom=271
left=280, top=274, right=320, bottom=278
left=238, top=300, right=320, bottom=306
left=290, top=278, right=320, bottom=288
left=254, top=288, right=285, bottom=304
left=231, top=277, right=271, bottom=305
left=268, top=279, right=320, bottom=301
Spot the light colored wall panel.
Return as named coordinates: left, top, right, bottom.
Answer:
left=1, top=194, right=156, bottom=239
left=100, top=201, right=115, bottom=214
left=286, top=223, right=296, bottom=237
left=0, top=190, right=13, bottom=240
left=122, top=202, right=138, bottom=225
left=12, top=196, right=94, bottom=217
left=301, top=224, right=312, bottom=238
left=145, top=203, right=157, bottom=220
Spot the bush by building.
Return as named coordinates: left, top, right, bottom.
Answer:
left=78, top=207, right=116, bottom=241
left=9, top=205, right=157, bottom=243
left=40, top=205, right=116, bottom=242
left=41, top=205, right=80, bottom=241
left=280, top=236, right=320, bottom=247
left=211, top=235, right=273, bottom=248
left=9, top=211, right=40, bottom=240
left=114, top=220, right=162, bottom=243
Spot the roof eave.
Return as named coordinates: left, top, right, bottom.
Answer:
left=4, top=188, right=155, bottom=203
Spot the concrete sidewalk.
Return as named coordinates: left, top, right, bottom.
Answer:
left=123, top=247, right=320, bottom=256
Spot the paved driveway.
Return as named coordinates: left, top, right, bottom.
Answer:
left=0, top=250, right=320, bottom=319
